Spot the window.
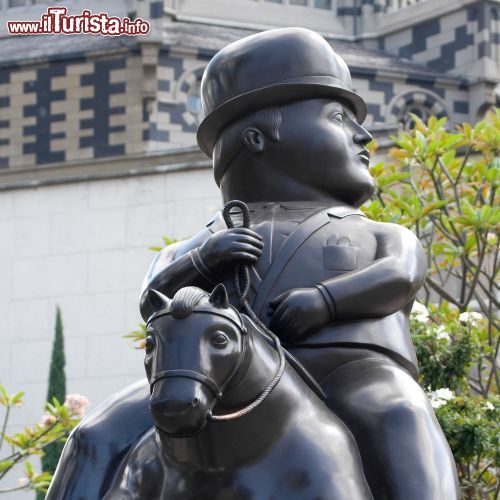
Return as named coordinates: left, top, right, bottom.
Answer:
left=241, top=0, right=332, bottom=8
left=8, top=0, right=48, bottom=6
left=399, top=104, right=431, bottom=130
left=390, top=91, right=447, bottom=130
left=314, top=0, right=332, bottom=8
left=186, top=85, right=203, bottom=125
left=179, top=69, right=206, bottom=127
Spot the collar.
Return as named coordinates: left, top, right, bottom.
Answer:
left=206, top=201, right=365, bottom=232
left=234, top=201, right=365, bottom=218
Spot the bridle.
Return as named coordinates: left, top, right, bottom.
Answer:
left=146, top=199, right=288, bottom=423
left=146, top=305, right=286, bottom=423
left=148, top=307, right=248, bottom=400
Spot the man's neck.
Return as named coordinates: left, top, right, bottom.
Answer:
left=219, top=162, right=354, bottom=206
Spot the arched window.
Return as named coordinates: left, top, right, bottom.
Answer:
left=174, top=67, right=205, bottom=129
left=390, top=90, right=448, bottom=130
left=186, top=80, right=203, bottom=125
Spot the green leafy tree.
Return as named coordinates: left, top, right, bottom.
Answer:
left=367, top=109, right=499, bottom=498
left=38, top=307, right=66, bottom=498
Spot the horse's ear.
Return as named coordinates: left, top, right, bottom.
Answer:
left=209, top=284, right=229, bottom=309
left=147, top=289, right=171, bottom=312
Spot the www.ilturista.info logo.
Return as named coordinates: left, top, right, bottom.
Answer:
left=8, top=7, right=151, bottom=36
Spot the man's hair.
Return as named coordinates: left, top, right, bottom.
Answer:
left=212, top=107, right=282, bottom=185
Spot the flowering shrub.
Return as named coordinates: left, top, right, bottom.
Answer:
left=0, top=385, right=88, bottom=495
left=409, top=301, right=499, bottom=497
left=370, top=110, right=499, bottom=499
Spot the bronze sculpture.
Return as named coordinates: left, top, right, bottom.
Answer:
left=104, top=285, right=373, bottom=499
left=47, top=27, right=460, bottom=499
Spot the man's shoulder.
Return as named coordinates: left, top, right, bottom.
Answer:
left=327, top=205, right=365, bottom=219
left=169, top=211, right=225, bottom=258
left=205, top=210, right=226, bottom=232
left=357, top=217, right=421, bottom=246
left=330, top=210, right=419, bottom=240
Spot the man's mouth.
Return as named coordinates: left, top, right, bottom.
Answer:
left=357, top=150, right=370, bottom=165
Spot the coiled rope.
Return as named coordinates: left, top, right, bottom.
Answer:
left=208, top=200, right=286, bottom=422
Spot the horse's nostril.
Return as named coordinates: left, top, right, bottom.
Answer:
left=192, top=398, right=199, bottom=407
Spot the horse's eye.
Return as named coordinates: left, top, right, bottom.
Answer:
left=144, top=335, right=155, bottom=353
left=211, top=332, right=228, bottom=348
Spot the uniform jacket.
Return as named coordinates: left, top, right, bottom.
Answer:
left=142, top=201, right=426, bottom=378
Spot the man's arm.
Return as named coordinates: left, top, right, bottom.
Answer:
left=270, top=223, right=427, bottom=340
left=318, top=223, right=427, bottom=321
left=140, top=223, right=264, bottom=321
left=139, top=231, right=215, bottom=322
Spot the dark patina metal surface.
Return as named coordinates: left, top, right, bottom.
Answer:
left=47, top=28, right=459, bottom=500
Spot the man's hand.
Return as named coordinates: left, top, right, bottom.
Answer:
left=198, top=228, right=264, bottom=273
left=268, top=287, right=330, bottom=342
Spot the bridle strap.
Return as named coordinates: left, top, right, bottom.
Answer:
left=147, top=308, right=244, bottom=330
left=149, top=332, right=249, bottom=402
left=150, top=370, right=222, bottom=399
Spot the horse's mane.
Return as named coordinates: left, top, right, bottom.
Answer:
left=170, top=287, right=209, bottom=319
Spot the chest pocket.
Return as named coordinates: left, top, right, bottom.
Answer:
left=323, top=236, right=357, bottom=271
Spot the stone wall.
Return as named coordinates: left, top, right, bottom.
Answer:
left=0, top=47, right=146, bottom=170
left=380, top=1, right=500, bottom=83
left=0, top=167, right=220, bottom=432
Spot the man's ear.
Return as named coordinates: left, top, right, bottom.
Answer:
left=241, top=127, right=265, bottom=154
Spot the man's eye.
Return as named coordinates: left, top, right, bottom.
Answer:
left=330, top=112, right=343, bottom=123
left=145, top=335, right=155, bottom=353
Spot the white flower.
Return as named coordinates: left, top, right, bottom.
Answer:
left=485, top=401, right=494, bottom=411
left=435, top=325, right=451, bottom=343
left=40, top=414, right=57, bottom=427
left=428, top=387, right=455, bottom=409
left=18, top=478, right=29, bottom=487
left=486, top=232, right=497, bottom=246
left=458, top=311, right=482, bottom=327
left=64, top=394, right=90, bottom=418
left=411, top=301, right=429, bottom=323
left=430, top=399, right=447, bottom=409
left=434, top=388, right=454, bottom=400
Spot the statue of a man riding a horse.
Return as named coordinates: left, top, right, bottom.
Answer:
left=47, top=28, right=460, bottom=500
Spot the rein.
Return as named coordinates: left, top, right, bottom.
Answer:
left=207, top=201, right=286, bottom=422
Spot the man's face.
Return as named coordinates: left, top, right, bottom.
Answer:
left=272, top=98, right=375, bottom=206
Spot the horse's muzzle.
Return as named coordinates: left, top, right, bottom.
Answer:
left=149, top=378, right=213, bottom=436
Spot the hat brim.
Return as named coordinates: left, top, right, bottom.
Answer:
left=196, top=76, right=367, bottom=158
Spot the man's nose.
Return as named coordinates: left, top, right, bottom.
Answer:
left=352, top=123, right=372, bottom=145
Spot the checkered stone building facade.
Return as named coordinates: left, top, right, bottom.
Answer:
left=0, top=0, right=498, bottom=176
left=0, top=2, right=497, bottom=489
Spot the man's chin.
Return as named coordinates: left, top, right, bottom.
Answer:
left=335, top=184, right=374, bottom=207
left=360, top=191, right=376, bottom=207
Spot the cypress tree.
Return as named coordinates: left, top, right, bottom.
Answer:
left=39, top=306, right=66, bottom=497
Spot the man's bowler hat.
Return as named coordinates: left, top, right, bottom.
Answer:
left=196, top=27, right=367, bottom=157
